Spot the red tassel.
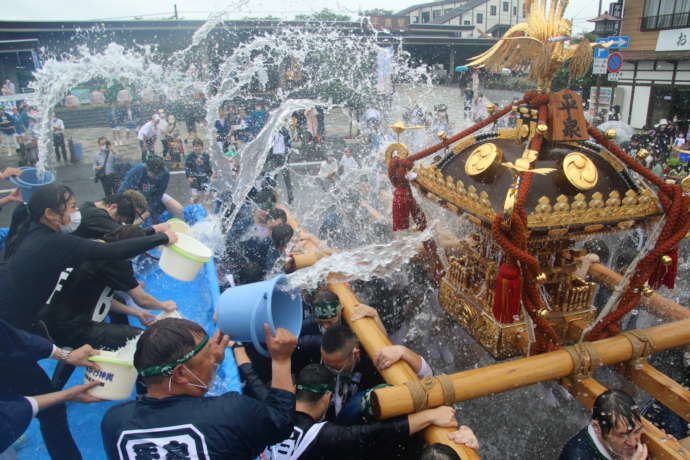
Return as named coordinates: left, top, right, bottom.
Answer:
left=664, top=247, right=678, bottom=289
left=392, top=187, right=411, bottom=231
left=493, top=263, right=521, bottom=323
left=649, top=248, right=679, bottom=289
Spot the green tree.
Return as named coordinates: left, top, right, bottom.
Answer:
left=362, top=8, right=395, bottom=16
left=294, top=9, right=351, bottom=22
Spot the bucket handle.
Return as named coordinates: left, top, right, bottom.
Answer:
left=249, top=293, right=272, bottom=357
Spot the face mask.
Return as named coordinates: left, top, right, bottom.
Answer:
left=177, top=364, right=217, bottom=391
left=59, top=211, right=81, bottom=233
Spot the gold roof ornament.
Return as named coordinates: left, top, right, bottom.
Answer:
left=466, top=0, right=605, bottom=91
left=563, top=152, right=598, bottom=190
left=465, top=143, right=503, bottom=176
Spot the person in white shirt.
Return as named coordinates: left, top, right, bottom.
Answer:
left=339, top=148, right=358, bottom=174
left=137, top=115, right=160, bottom=162
left=51, top=116, right=68, bottom=163
left=1, top=79, right=15, bottom=95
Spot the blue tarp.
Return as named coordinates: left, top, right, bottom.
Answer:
left=10, top=206, right=241, bottom=459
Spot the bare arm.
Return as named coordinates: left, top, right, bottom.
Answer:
left=31, top=381, right=103, bottom=411
left=128, top=284, right=176, bottom=312
left=407, top=406, right=457, bottom=435
left=264, top=324, right=296, bottom=394
left=111, top=298, right=155, bottom=326
left=375, top=345, right=425, bottom=374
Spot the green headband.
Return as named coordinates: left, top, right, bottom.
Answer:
left=139, top=335, right=209, bottom=377
left=313, top=301, right=341, bottom=320
left=296, top=383, right=335, bottom=394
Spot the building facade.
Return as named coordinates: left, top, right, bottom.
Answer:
left=397, top=0, right=527, bottom=37
left=614, top=0, right=690, bottom=129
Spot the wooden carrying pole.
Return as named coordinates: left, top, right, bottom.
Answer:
left=588, top=263, right=690, bottom=321
left=371, top=318, right=690, bottom=419
left=289, top=239, right=479, bottom=458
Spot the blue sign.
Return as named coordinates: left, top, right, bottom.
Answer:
left=596, top=35, right=630, bottom=49
left=594, top=48, right=609, bottom=59
left=607, top=52, right=623, bottom=73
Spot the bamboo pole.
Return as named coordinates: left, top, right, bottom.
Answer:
left=588, top=263, right=690, bottom=321
left=371, top=318, right=690, bottom=419
left=289, top=229, right=479, bottom=458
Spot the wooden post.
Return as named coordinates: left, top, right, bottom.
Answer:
left=371, top=318, right=690, bottom=419
left=561, top=377, right=689, bottom=459
left=588, top=263, right=690, bottom=321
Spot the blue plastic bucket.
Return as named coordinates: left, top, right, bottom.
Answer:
left=217, top=275, right=302, bottom=356
left=9, top=167, right=56, bottom=202
left=679, top=151, right=690, bottom=163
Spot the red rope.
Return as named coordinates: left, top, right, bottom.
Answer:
left=585, top=126, right=690, bottom=340
left=491, top=102, right=561, bottom=353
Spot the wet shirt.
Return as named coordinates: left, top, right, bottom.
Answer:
left=101, top=390, right=295, bottom=460
left=74, top=202, right=123, bottom=239
left=0, top=222, right=167, bottom=331
left=265, top=411, right=408, bottom=460
left=185, top=153, right=213, bottom=189
left=40, top=258, right=138, bottom=326
left=559, top=425, right=611, bottom=460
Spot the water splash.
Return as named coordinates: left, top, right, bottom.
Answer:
left=287, top=228, right=434, bottom=289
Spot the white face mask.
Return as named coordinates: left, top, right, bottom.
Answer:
left=167, top=364, right=218, bottom=392
left=59, top=211, right=81, bottom=233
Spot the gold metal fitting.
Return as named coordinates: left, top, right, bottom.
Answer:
left=487, top=103, right=496, bottom=114
left=661, top=255, right=673, bottom=266
left=637, top=149, right=649, bottom=160
left=642, top=286, right=654, bottom=297
left=537, top=308, right=549, bottom=318
left=519, top=107, right=529, bottom=115
left=437, top=131, right=448, bottom=141
left=535, top=272, right=547, bottom=283
left=605, top=129, right=617, bottom=139
left=530, top=109, right=539, bottom=118
left=536, top=124, right=548, bottom=135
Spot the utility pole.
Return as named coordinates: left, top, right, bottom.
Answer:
left=174, top=4, right=178, bottom=20
left=598, top=0, right=603, bottom=16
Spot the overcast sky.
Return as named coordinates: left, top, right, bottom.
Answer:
left=4, top=0, right=598, bottom=31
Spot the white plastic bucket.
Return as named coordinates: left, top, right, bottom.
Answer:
left=84, top=351, right=137, bottom=400
left=159, top=233, right=212, bottom=281
left=167, top=218, right=191, bottom=235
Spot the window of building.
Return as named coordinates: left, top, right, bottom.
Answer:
left=464, top=19, right=471, bottom=25
left=412, top=15, right=419, bottom=23
left=513, top=6, right=517, bottom=16
left=477, top=13, right=483, bottom=24
left=444, top=9, right=453, bottom=15
left=490, top=5, right=497, bottom=15
left=642, top=0, right=690, bottom=30
left=503, top=1, right=509, bottom=12
left=433, top=9, right=443, bottom=18
left=421, top=11, right=430, bottom=23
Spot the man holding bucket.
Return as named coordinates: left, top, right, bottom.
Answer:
left=101, top=318, right=297, bottom=460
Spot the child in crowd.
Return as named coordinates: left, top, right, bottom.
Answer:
left=185, top=139, right=213, bottom=205
left=167, top=130, right=185, bottom=169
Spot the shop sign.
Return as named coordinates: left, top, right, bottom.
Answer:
left=656, top=27, right=690, bottom=52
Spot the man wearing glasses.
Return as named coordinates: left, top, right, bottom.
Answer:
left=320, top=325, right=432, bottom=425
